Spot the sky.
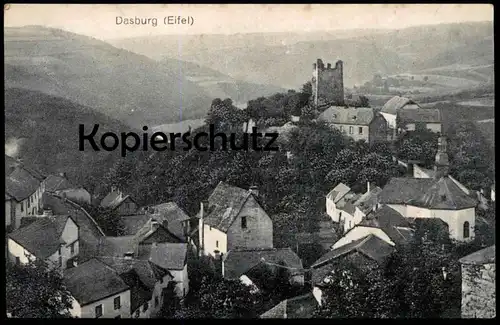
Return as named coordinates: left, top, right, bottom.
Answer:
left=4, top=4, right=494, bottom=40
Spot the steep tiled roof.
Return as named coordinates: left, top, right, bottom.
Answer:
left=223, top=248, right=303, bottom=279
left=311, top=234, right=394, bottom=269
left=42, top=193, right=105, bottom=262
left=354, top=186, right=383, bottom=215
left=8, top=215, right=72, bottom=259
left=44, top=174, right=75, bottom=192
left=63, top=258, right=130, bottom=306
left=132, top=218, right=183, bottom=246
left=326, top=183, right=351, bottom=203
left=148, top=203, right=191, bottom=241
left=409, top=177, right=477, bottom=210
left=100, top=191, right=134, bottom=210
left=381, top=96, right=420, bottom=114
left=379, top=177, right=436, bottom=205
left=459, top=245, right=495, bottom=265
left=98, top=236, right=137, bottom=258
left=151, top=202, right=190, bottom=223
left=97, top=256, right=171, bottom=312
left=5, top=167, right=43, bottom=201
left=121, top=214, right=152, bottom=235
left=399, top=108, right=441, bottom=123
left=260, top=293, right=318, bottom=318
left=360, top=205, right=414, bottom=245
left=148, top=243, right=188, bottom=270
left=319, top=106, right=376, bottom=126
left=311, top=235, right=394, bottom=286
left=202, top=182, right=252, bottom=233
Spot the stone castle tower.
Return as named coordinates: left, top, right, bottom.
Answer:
left=311, top=58, right=344, bottom=107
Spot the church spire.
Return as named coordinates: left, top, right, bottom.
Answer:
left=434, top=136, right=449, bottom=179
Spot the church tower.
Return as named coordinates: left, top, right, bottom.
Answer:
left=434, top=136, right=450, bottom=179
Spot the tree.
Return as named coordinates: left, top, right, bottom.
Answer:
left=6, top=260, right=73, bottom=318
left=314, top=259, right=396, bottom=318
left=206, top=98, right=245, bottom=129
left=196, top=276, right=264, bottom=318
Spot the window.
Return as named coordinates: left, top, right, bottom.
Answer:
left=183, top=288, right=186, bottom=297
left=463, top=222, right=470, bottom=238
left=241, top=216, right=247, bottom=229
left=339, top=212, right=342, bottom=220
left=349, top=126, right=353, bottom=134
left=135, top=310, right=140, bottom=318
left=114, top=296, right=121, bottom=310
left=358, top=127, right=363, bottom=134
left=15, top=257, right=20, bottom=266
left=339, top=126, right=343, bottom=132
left=160, top=277, right=163, bottom=284
left=209, top=226, right=212, bottom=231
left=155, top=296, right=159, bottom=307
left=70, top=242, right=75, bottom=255
left=58, top=256, right=63, bottom=268
left=21, top=203, right=24, bottom=212
left=58, top=247, right=62, bottom=255
left=216, top=240, right=219, bottom=248
left=143, top=302, right=148, bottom=312
left=28, top=200, right=30, bottom=208
left=95, top=305, right=103, bottom=318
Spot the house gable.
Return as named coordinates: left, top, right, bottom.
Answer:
left=227, top=195, right=274, bottom=250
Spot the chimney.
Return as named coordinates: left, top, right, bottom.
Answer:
left=150, top=219, right=160, bottom=232
left=366, top=182, right=371, bottom=193
left=72, top=259, right=78, bottom=268
left=249, top=186, right=259, bottom=198
left=434, top=136, right=450, bottom=179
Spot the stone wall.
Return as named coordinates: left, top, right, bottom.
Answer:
left=461, top=263, right=496, bottom=318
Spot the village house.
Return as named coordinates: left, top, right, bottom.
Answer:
left=63, top=258, right=131, bottom=318
left=378, top=136, right=478, bottom=242
left=97, top=256, right=175, bottom=318
left=7, top=212, right=79, bottom=271
left=41, top=192, right=106, bottom=263
left=198, top=182, right=273, bottom=257
left=260, top=292, right=318, bottom=318
left=326, top=182, right=382, bottom=233
left=310, top=234, right=395, bottom=306
left=222, top=247, right=304, bottom=291
left=100, top=186, right=139, bottom=216
left=459, top=245, right=495, bottom=318
left=43, top=173, right=91, bottom=205
left=325, top=182, right=351, bottom=223
left=318, top=106, right=388, bottom=145
left=331, top=204, right=415, bottom=250
left=397, top=108, right=442, bottom=134
left=380, top=96, right=421, bottom=139
left=5, top=164, right=46, bottom=231
left=98, top=237, right=189, bottom=299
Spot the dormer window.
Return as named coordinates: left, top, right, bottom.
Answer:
left=241, top=216, right=247, bottom=229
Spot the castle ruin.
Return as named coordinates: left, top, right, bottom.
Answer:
left=311, top=59, right=344, bottom=107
